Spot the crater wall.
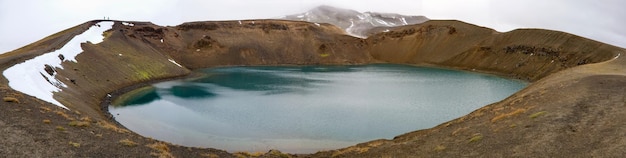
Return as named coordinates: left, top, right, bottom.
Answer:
left=2, top=19, right=625, bottom=157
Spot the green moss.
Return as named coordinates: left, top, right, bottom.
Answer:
left=136, top=70, right=152, bottom=80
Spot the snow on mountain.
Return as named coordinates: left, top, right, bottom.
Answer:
left=279, top=5, right=428, bottom=38
left=3, top=21, right=114, bottom=109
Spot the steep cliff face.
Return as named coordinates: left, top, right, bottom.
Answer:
left=1, top=18, right=625, bottom=157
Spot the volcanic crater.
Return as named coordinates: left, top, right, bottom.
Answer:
left=1, top=8, right=626, bottom=157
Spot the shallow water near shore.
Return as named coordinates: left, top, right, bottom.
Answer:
left=109, top=64, right=526, bottom=153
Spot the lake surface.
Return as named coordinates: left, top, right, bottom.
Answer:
left=109, top=64, right=527, bottom=153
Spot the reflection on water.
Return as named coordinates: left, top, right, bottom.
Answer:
left=110, top=64, right=527, bottom=153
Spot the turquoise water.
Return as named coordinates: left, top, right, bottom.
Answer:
left=109, top=64, right=527, bottom=153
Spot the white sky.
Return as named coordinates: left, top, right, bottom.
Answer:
left=1, top=0, right=625, bottom=53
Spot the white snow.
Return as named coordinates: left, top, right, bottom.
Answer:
left=122, top=22, right=135, bottom=27
left=314, top=23, right=320, bottom=27
left=168, top=59, right=183, bottom=67
left=238, top=21, right=242, bottom=25
left=160, top=39, right=164, bottom=43
left=3, top=21, right=114, bottom=109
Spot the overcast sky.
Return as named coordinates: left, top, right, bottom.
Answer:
left=1, top=0, right=624, bottom=53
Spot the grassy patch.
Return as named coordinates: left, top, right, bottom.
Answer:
left=69, top=141, right=80, bottom=147
left=97, top=121, right=130, bottom=133
left=320, top=53, right=330, bottom=57
left=451, top=126, right=469, bottom=136
left=43, top=119, right=51, bottom=124
left=80, top=116, right=92, bottom=122
left=55, top=110, right=74, bottom=120
left=3, top=96, right=19, bottom=103
left=468, top=134, right=483, bottom=143
left=434, top=145, right=446, bottom=151
left=529, top=111, right=547, bottom=119
left=119, top=139, right=138, bottom=147
left=68, top=120, right=90, bottom=127
left=39, top=106, right=52, bottom=112
left=147, top=142, right=173, bottom=158
left=491, top=108, right=526, bottom=123
left=55, top=126, right=66, bottom=131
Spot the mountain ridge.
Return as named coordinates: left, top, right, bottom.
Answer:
left=280, top=5, right=429, bottom=37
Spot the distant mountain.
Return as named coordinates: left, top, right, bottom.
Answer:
left=279, top=5, right=428, bottom=37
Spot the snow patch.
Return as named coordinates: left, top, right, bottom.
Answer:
left=3, top=21, right=114, bottom=109
left=168, top=59, right=183, bottom=67
left=160, top=39, right=164, bottom=43
left=122, top=22, right=135, bottom=27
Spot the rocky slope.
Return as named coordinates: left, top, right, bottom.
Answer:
left=1, top=17, right=625, bottom=157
